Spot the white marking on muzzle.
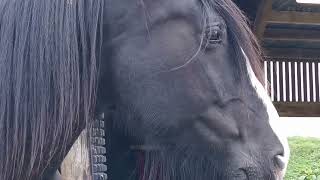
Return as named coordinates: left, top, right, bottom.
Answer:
left=241, top=49, right=290, bottom=178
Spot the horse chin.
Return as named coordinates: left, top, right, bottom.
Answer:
left=134, top=148, right=278, bottom=180
left=136, top=149, right=223, bottom=180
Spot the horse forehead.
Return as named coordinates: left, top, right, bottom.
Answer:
left=105, top=0, right=202, bottom=25
left=146, top=0, right=199, bottom=8
left=108, top=0, right=198, bottom=11
left=144, top=0, right=205, bottom=17
left=139, top=0, right=201, bottom=19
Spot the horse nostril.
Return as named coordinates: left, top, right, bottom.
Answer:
left=274, top=154, right=286, bottom=170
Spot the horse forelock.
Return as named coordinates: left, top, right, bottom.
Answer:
left=0, top=0, right=104, bottom=179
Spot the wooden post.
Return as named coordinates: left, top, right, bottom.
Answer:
left=254, top=0, right=273, bottom=41
left=60, top=130, right=91, bottom=180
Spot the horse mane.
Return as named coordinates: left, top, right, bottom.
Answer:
left=0, top=0, right=103, bottom=179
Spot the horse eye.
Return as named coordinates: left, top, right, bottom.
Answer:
left=205, top=25, right=222, bottom=45
left=209, top=30, right=221, bottom=42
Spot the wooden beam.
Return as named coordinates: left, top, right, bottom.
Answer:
left=268, top=11, right=320, bottom=26
left=263, top=38, right=320, bottom=49
left=61, top=131, right=90, bottom=180
left=254, top=0, right=273, bottom=40
left=272, top=0, right=292, bottom=10
left=264, top=55, right=320, bottom=62
left=264, top=28, right=320, bottom=40
left=274, top=102, right=320, bottom=117
left=264, top=47, right=320, bottom=59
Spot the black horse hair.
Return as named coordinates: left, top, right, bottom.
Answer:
left=0, top=0, right=103, bottom=179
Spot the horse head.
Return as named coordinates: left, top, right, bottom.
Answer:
left=98, top=0, right=289, bottom=179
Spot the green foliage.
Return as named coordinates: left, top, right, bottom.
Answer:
left=285, top=137, right=320, bottom=180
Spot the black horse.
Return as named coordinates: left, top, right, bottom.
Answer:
left=0, top=0, right=289, bottom=179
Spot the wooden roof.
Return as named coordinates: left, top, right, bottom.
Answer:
left=236, top=0, right=320, bottom=117
left=237, top=0, right=320, bottom=59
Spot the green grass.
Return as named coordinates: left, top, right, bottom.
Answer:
left=285, top=137, right=320, bottom=180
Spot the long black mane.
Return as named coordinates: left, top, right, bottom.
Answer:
left=0, top=0, right=103, bottom=179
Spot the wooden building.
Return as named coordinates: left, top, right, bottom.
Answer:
left=236, top=0, right=320, bottom=117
